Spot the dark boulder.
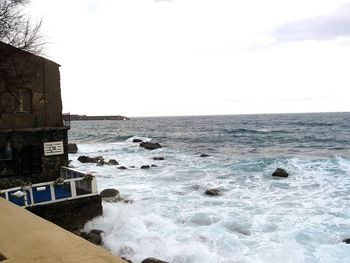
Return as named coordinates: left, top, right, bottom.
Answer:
left=140, top=142, right=162, bottom=150
left=121, top=257, right=133, bottom=263
left=153, top=157, right=165, bottom=160
left=199, top=154, right=210, bottom=157
left=141, top=258, right=169, bottom=263
left=78, top=155, right=104, bottom=163
left=133, top=138, right=143, bottom=143
left=141, top=165, right=150, bottom=169
left=272, top=168, right=289, bottom=178
left=86, top=229, right=103, bottom=245
left=100, top=188, right=120, bottom=202
left=118, top=166, right=127, bottom=170
left=151, top=164, right=157, bottom=167
left=96, top=160, right=106, bottom=166
left=108, top=159, right=119, bottom=165
left=205, top=189, right=220, bottom=196
left=343, top=238, right=350, bottom=244
left=67, top=143, right=78, bottom=154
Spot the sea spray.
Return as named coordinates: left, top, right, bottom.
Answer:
left=71, top=113, right=350, bottom=262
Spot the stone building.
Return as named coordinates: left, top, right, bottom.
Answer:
left=0, top=41, right=70, bottom=188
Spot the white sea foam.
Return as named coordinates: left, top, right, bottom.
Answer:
left=72, top=138, right=350, bottom=263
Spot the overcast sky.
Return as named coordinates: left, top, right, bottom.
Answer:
left=30, top=0, right=350, bottom=117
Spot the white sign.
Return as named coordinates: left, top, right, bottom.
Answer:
left=44, top=141, right=64, bottom=156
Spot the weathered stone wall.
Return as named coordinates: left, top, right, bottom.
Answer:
left=0, top=42, right=63, bottom=130
left=27, top=195, right=103, bottom=231
left=0, top=128, right=69, bottom=189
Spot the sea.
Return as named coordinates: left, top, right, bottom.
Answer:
left=68, top=112, right=350, bottom=263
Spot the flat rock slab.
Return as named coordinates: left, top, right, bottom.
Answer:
left=78, top=155, right=104, bottom=163
left=205, top=189, right=220, bottom=196
left=141, top=258, right=169, bottom=263
left=153, top=157, right=165, bottom=160
left=140, top=142, right=162, bottom=150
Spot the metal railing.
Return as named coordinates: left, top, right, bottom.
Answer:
left=0, top=167, right=97, bottom=207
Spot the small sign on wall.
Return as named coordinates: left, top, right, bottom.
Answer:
left=44, top=141, right=64, bottom=156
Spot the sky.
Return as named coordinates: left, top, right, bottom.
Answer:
left=29, top=0, right=350, bottom=117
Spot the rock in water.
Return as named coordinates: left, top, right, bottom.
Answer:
left=272, top=168, right=289, bottom=178
left=78, top=155, right=104, bottom=163
left=342, top=238, right=350, bottom=244
left=67, top=143, right=78, bottom=154
left=100, top=188, right=120, bottom=202
left=205, top=189, right=220, bottom=196
left=96, top=160, right=106, bottom=166
left=133, top=138, right=143, bottom=143
left=86, top=229, right=103, bottom=245
left=153, top=157, right=165, bottom=160
left=141, top=165, right=151, bottom=169
left=199, top=153, right=210, bottom=157
left=140, top=142, right=162, bottom=150
left=121, top=257, right=133, bottom=263
left=108, top=159, right=119, bottom=165
left=141, top=258, right=169, bottom=263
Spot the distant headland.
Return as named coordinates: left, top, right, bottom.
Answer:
left=70, top=114, right=130, bottom=121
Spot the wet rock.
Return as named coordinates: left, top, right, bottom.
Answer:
left=121, top=257, right=133, bottom=263
left=343, top=238, right=350, bottom=244
left=97, top=160, right=106, bottom=166
left=108, top=159, right=119, bottom=165
left=133, top=138, right=143, bottom=143
left=205, top=189, right=220, bottom=196
left=78, top=155, right=104, bottom=163
left=119, top=245, right=135, bottom=256
left=153, top=157, right=165, bottom=160
left=141, top=165, right=151, bottom=169
left=140, top=142, right=162, bottom=150
left=67, top=143, right=78, bottom=154
left=272, top=168, right=289, bottom=178
left=151, top=164, right=157, bottom=167
left=123, top=199, right=134, bottom=204
left=100, top=188, right=120, bottom=202
left=130, top=166, right=136, bottom=168
left=141, top=258, right=169, bottom=263
left=86, top=229, right=103, bottom=245
left=118, top=166, right=128, bottom=170
left=199, top=154, right=210, bottom=157
left=0, top=253, right=7, bottom=261
left=80, top=231, right=88, bottom=239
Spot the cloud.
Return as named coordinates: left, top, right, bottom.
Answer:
left=83, top=1, right=101, bottom=14
left=273, top=3, right=350, bottom=41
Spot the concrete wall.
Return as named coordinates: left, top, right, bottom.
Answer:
left=27, top=195, right=103, bottom=231
left=0, top=198, right=124, bottom=263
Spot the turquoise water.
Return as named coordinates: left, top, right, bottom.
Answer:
left=69, top=112, right=350, bottom=263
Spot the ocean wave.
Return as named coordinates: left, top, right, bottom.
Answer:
left=224, top=128, right=288, bottom=135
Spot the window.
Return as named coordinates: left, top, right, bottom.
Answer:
left=0, top=88, right=32, bottom=113
left=16, top=88, right=32, bottom=113
left=0, top=144, right=17, bottom=177
left=0, top=143, right=12, bottom=160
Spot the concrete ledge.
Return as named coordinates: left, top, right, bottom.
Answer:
left=0, top=198, right=124, bottom=263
